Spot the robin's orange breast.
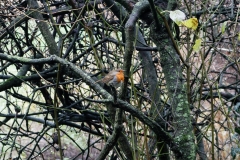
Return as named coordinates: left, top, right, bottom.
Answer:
left=116, top=71, right=124, bottom=82
left=96, top=69, right=124, bottom=88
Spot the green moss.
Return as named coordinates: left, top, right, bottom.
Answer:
left=183, top=113, right=188, bottom=117
left=176, top=107, right=183, bottom=112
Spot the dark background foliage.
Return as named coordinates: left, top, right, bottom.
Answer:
left=0, top=0, right=239, bottom=159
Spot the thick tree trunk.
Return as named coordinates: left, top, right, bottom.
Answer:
left=150, top=25, right=196, bottom=160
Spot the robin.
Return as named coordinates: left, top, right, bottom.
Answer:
left=96, top=69, right=124, bottom=88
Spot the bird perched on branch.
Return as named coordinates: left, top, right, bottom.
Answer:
left=96, top=69, right=124, bottom=88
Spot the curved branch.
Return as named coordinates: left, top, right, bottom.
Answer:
left=116, top=99, right=181, bottom=155
left=0, top=52, right=181, bottom=155
left=96, top=109, right=123, bottom=160
left=0, top=53, right=113, bottom=101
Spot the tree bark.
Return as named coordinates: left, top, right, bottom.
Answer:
left=150, top=24, right=196, bottom=160
left=28, top=0, right=59, bottom=56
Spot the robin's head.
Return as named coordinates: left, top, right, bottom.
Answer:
left=115, top=69, right=124, bottom=73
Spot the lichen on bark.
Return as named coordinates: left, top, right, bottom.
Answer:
left=150, top=22, right=196, bottom=160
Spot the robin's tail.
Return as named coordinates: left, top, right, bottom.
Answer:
left=95, top=78, right=102, bottom=84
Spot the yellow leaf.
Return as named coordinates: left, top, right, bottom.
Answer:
left=193, top=39, right=202, bottom=52
left=221, top=21, right=227, bottom=34
left=181, top=18, right=198, bottom=30
left=238, top=33, right=240, bottom=41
